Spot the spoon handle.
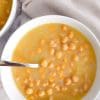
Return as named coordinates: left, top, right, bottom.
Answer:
left=0, top=61, right=26, bottom=67
left=0, top=61, right=39, bottom=68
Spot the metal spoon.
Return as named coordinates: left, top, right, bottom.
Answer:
left=0, top=60, right=39, bottom=68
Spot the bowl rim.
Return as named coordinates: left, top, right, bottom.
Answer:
left=1, top=15, right=100, bottom=100
left=0, top=0, right=17, bottom=37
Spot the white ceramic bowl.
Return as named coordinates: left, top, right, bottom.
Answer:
left=0, top=0, right=17, bottom=37
left=1, top=15, right=100, bottom=100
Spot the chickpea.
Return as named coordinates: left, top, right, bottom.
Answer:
left=55, top=86, right=60, bottom=92
left=62, top=25, right=68, bottom=32
left=29, top=82, right=34, bottom=87
left=62, top=44, right=68, bottom=51
left=56, top=66, right=61, bottom=71
left=56, top=51, right=62, bottom=59
left=48, top=62, right=54, bottom=68
left=59, top=71, right=64, bottom=79
left=50, top=40, right=57, bottom=48
left=27, top=69, right=31, bottom=74
left=73, top=39, right=79, bottom=44
left=52, top=72, right=57, bottom=77
left=49, top=48, right=55, bottom=55
left=26, top=88, right=33, bottom=95
left=65, top=78, right=72, bottom=86
left=72, top=76, right=79, bottom=83
left=40, top=59, right=48, bottom=67
left=36, top=80, right=41, bottom=86
left=61, top=87, right=68, bottom=91
left=69, top=43, right=76, bottom=50
left=70, top=62, right=74, bottom=67
left=47, top=88, right=53, bottom=95
left=43, top=82, right=49, bottom=87
left=39, top=91, right=45, bottom=97
left=51, top=83, right=56, bottom=88
left=79, top=46, right=84, bottom=52
left=62, top=36, right=68, bottom=43
left=24, top=79, right=28, bottom=84
left=73, top=55, right=79, bottom=62
left=49, top=77, right=55, bottom=83
left=68, top=31, right=74, bottom=39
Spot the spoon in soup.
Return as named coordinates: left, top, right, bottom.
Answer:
left=0, top=60, right=39, bottom=68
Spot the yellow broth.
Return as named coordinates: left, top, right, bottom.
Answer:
left=0, top=0, right=12, bottom=29
left=12, top=23, right=96, bottom=100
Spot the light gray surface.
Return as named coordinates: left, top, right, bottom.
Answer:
left=0, top=0, right=100, bottom=100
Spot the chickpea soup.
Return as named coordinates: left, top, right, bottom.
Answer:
left=0, top=0, right=12, bottom=29
left=12, top=23, right=96, bottom=100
